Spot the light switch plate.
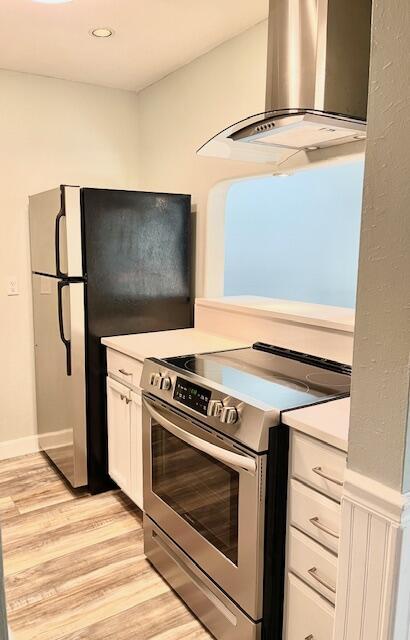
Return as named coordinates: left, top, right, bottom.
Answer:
left=7, top=278, right=19, bottom=296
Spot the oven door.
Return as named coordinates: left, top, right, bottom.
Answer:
left=143, top=394, right=266, bottom=621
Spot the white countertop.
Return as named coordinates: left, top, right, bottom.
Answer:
left=282, top=397, right=350, bottom=452
left=196, top=296, right=355, bottom=333
left=102, top=328, right=248, bottom=362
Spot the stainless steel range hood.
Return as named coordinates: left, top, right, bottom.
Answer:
left=198, top=0, right=372, bottom=164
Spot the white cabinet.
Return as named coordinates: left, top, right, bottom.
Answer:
left=291, top=431, right=346, bottom=502
left=288, top=527, right=338, bottom=605
left=107, top=377, right=132, bottom=497
left=289, top=479, right=340, bottom=554
left=130, top=390, right=143, bottom=509
left=284, top=430, right=345, bottom=639
left=107, top=348, right=143, bottom=389
left=106, top=355, right=144, bottom=511
left=284, top=573, right=335, bottom=640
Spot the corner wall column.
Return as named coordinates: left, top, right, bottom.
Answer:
left=334, top=0, right=410, bottom=638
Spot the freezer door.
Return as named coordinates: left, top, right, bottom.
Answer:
left=29, top=186, right=83, bottom=278
left=32, top=274, right=87, bottom=487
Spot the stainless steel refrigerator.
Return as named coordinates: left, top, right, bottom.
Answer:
left=29, top=186, right=193, bottom=492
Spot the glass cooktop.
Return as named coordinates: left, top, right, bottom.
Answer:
left=165, top=344, right=351, bottom=411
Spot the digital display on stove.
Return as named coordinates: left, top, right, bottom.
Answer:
left=173, top=377, right=211, bottom=415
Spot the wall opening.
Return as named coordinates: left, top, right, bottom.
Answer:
left=223, top=161, right=364, bottom=308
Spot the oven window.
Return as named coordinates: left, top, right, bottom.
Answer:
left=152, top=424, right=239, bottom=565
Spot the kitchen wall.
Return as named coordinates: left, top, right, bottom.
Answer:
left=136, top=20, right=270, bottom=296
left=0, top=18, right=358, bottom=449
left=0, top=21, right=269, bottom=448
left=224, top=162, right=364, bottom=308
left=0, top=70, right=140, bottom=446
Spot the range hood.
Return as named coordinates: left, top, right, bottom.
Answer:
left=198, top=0, right=372, bottom=164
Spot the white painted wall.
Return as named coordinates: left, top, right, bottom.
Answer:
left=136, top=21, right=270, bottom=296
left=348, top=0, right=410, bottom=493
left=0, top=70, right=140, bottom=444
left=0, top=23, right=269, bottom=448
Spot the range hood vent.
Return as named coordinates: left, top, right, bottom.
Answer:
left=198, top=0, right=372, bottom=164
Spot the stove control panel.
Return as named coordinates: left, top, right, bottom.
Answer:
left=173, top=377, right=211, bottom=416
left=148, top=371, right=239, bottom=424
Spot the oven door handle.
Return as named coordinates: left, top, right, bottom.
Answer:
left=143, top=399, right=257, bottom=475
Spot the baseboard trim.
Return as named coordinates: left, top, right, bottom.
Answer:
left=0, top=435, right=39, bottom=461
left=38, top=429, right=72, bottom=451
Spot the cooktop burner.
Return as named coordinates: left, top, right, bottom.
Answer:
left=164, top=343, right=351, bottom=411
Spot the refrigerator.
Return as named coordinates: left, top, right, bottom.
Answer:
left=29, top=186, right=193, bottom=493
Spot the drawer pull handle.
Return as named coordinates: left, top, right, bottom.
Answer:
left=308, top=566, right=336, bottom=594
left=119, top=369, right=132, bottom=376
left=312, top=466, right=344, bottom=487
left=309, top=516, right=340, bottom=539
left=305, top=636, right=314, bottom=640
left=120, top=394, right=131, bottom=404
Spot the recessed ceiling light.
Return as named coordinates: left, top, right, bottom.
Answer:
left=91, top=28, right=114, bottom=38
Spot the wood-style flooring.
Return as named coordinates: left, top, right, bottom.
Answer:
left=0, top=452, right=212, bottom=640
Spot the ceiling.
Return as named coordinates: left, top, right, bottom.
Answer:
left=0, top=0, right=268, bottom=92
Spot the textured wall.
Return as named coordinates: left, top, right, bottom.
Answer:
left=348, top=0, right=410, bottom=491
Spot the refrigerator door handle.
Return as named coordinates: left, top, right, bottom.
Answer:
left=57, top=281, right=72, bottom=376
left=55, top=188, right=68, bottom=278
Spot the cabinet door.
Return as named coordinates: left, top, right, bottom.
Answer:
left=130, top=390, right=144, bottom=510
left=107, top=377, right=131, bottom=495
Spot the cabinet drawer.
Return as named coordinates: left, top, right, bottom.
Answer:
left=291, top=431, right=346, bottom=502
left=288, top=527, right=337, bottom=604
left=284, top=573, right=334, bottom=640
left=289, top=479, right=340, bottom=554
left=107, top=348, right=143, bottom=389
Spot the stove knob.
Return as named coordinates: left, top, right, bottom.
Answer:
left=220, top=406, right=238, bottom=425
left=207, top=400, right=223, bottom=417
left=159, top=376, right=172, bottom=391
left=151, top=373, right=162, bottom=388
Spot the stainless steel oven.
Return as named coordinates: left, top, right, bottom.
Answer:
left=141, top=344, right=351, bottom=640
left=142, top=394, right=266, bottom=621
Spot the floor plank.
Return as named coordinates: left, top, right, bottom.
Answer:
left=0, top=497, right=19, bottom=523
left=0, top=453, right=212, bottom=640
left=3, top=494, right=141, bottom=576
left=58, top=592, right=211, bottom=640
